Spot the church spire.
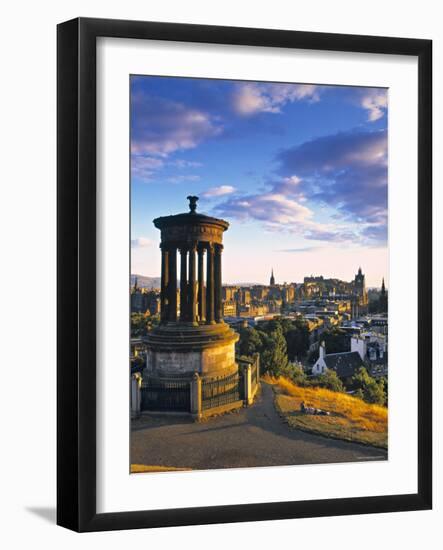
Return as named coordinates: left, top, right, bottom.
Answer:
left=379, top=277, right=387, bottom=312
left=270, top=268, right=275, bottom=286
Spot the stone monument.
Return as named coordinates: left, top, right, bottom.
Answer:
left=145, top=196, right=239, bottom=381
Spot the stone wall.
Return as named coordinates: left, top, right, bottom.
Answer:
left=146, top=340, right=237, bottom=379
left=201, top=342, right=236, bottom=377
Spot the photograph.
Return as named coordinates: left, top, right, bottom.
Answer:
left=0, top=0, right=436, bottom=541
left=129, top=75, right=389, bottom=473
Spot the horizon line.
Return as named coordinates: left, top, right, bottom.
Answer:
left=131, top=273, right=387, bottom=288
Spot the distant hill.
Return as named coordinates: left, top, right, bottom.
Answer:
left=131, top=275, right=262, bottom=289
left=228, top=282, right=262, bottom=287
left=131, top=274, right=161, bottom=289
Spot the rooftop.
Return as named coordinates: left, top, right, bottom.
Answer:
left=323, top=351, right=365, bottom=378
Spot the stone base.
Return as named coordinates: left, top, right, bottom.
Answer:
left=199, top=399, right=244, bottom=420
left=145, top=321, right=239, bottom=380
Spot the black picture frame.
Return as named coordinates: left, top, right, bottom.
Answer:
left=57, top=17, right=432, bottom=532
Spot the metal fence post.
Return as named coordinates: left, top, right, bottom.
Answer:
left=191, top=372, right=202, bottom=420
left=254, top=352, right=260, bottom=380
left=131, top=373, right=142, bottom=418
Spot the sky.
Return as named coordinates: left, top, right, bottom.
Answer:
left=130, top=75, right=388, bottom=288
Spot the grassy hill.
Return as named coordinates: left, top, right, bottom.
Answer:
left=264, top=375, right=387, bottom=449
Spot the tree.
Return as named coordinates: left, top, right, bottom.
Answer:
left=131, top=312, right=149, bottom=336
left=259, top=318, right=286, bottom=335
left=352, top=367, right=387, bottom=405
left=316, top=369, right=344, bottom=392
left=354, top=388, right=365, bottom=400
left=259, top=318, right=310, bottom=361
left=323, top=328, right=350, bottom=354
left=285, top=321, right=310, bottom=361
left=260, top=326, right=289, bottom=376
left=238, top=326, right=263, bottom=357
left=364, top=377, right=387, bottom=405
left=308, top=328, right=350, bottom=363
left=276, top=318, right=295, bottom=335
left=381, top=376, right=388, bottom=405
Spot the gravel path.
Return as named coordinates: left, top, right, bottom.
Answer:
left=131, top=383, right=387, bottom=470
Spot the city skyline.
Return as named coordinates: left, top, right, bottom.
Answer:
left=131, top=76, right=388, bottom=288
left=130, top=266, right=387, bottom=290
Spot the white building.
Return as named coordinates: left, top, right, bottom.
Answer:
left=312, top=333, right=387, bottom=380
left=312, top=338, right=365, bottom=378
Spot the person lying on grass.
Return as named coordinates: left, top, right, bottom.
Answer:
left=300, top=401, right=330, bottom=416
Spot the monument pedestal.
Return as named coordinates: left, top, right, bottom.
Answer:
left=145, top=322, right=239, bottom=380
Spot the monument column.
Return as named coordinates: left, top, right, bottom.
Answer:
left=160, top=246, right=169, bottom=323
left=179, top=247, right=188, bottom=322
left=167, top=246, right=177, bottom=322
left=188, top=244, right=197, bottom=324
left=206, top=243, right=215, bottom=324
left=214, top=244, right=223, bottom=323
left=197, top=246, right=205, bottom=322
left=147, top=197, right=241, bottom=391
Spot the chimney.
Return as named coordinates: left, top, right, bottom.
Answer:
left=319, top=341, right=325, bottom=360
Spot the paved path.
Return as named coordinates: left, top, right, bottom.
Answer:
left=131, top=383, right=387, bottom=470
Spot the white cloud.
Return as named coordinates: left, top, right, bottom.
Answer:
left=279, top=245, right=324, bottom=253
left=131, top=94, right=222, bottom=157
left=213, top=175, right=360, bottom=244
left=167, top=174, right=201, bottom=183
left=232, top=83, right=319, bottom=116
left=131, top=155, right=204, bottom=184
left=170, top=159, right=203, bottom=168
left=272, top=175, right=302, bottom=195
left=276, top=129, right=388, bottom=237
left=201, top=185, right=236, bottom=198
left=131, top=237, right=153, bottom=248
left=215, top=191, right=313, bottom=226
left=131, top=156, right=165, bottom=182
left=361, top=89, right=388, bottom=122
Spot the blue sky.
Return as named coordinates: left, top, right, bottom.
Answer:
left=131, top=76, right=388, bottom=287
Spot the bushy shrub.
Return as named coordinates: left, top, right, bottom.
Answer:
left=280, top=363, right=308, bottom=385
left=352, top=367, right=387, bottom=406
left=315, top=369, right=345, bottom=393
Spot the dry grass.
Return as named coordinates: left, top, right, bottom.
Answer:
left=263, top=375, right=387, bottom=449
left=130, top=464, right=191, bottom=473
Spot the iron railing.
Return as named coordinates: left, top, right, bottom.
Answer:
left=138, top=355, right=259, bottom=416
left=141, top=378, right=190, bottom=412
left=201, top=371, right=241, bottom=411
